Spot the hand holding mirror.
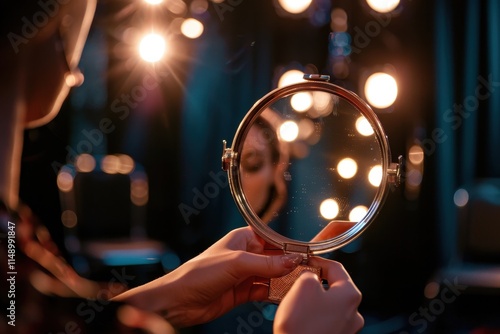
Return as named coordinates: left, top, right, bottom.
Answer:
left=222, top=74, right=403, bottom=302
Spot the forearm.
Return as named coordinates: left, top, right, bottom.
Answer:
left=112, top=274, right=172, bottom=311
left=110, top=271, right=189, bottom=327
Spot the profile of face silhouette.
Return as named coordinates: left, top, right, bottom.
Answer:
left=240, top=111, right=289, bottom=224
left=0, top=0, right=96, bottom=128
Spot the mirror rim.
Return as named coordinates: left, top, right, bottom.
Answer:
left=226, top=80, right=393, bottom=255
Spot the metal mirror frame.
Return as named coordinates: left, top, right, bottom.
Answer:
left=222, top=77, right=400, bottom=255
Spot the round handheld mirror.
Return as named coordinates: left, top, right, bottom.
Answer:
left=222, top=74, right=402, bottom=301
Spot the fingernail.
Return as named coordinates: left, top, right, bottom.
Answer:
left=281, top=254, right=303, bottom=268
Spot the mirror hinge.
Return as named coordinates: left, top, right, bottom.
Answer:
left=221, top=140, right=234, bottom=171
left=284, top=243, right=310, bottom=263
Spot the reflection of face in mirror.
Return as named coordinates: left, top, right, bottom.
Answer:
left=239, top=110, right=363, bottom=242
left=236, top=90, right=385, bottom=245
left=240, top=111, right=288, bottom=224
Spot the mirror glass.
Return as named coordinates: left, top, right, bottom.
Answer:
left=237, top=89, right=384, bottom=244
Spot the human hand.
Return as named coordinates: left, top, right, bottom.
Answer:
left=310, top=220, right=356, bottom=242
left=273, top=257, right=364, bottom=334
left=112, top=226, right=304, bottom=328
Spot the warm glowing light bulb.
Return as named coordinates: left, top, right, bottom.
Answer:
left=331, top=8, right=348, bottom=32
left=291, top=92, right=313, bottom=112
left=117, top=154, right=135, bottom=174
left=312, top=91, right=333, bottom=116
left=279, top=121, right=299, bottom=142
left=337, top=158, right=358, bottom=179
left=408, top=145, right=424, bottom=165
left=75, top=154, right=96, bottom=173
left=57, top=171, right=74, bottom=192
left=139, top=33, right=166, bottom=62
left=131, top=177, right=149, bottom=206
left=144, top=0, right=163, bottom=4
left=355, top=116, right=374, bottom=136
left=181, top=18, right=204, bottom=39
left=320, top=198, right=340, bottom=220
left=364, top=72, right=398, bottom=109
left=278, top=0, right=312, bottom=14
left=349, top=205, right=368, bottom=222
left=366, top=0, right=400, bottom=13
left=368, top=165, right=382, bottom=187
left=61, top=210, right=78, bottom=228
left=278, top=69, right=305, bottom=88
left=101, top=155, right=120, bottom=174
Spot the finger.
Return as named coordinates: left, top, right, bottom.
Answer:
left=245, top=232, right=267, bottom=254
left=235, top=277, right=269, bottom=303
left=281, top=271, right=324, bottom=304
left=249, top=268, right=324, bottom=303
left=209, top=227, right=264, bottom=253
left=230, top=251, right=303, bottom=278
left=310, top=221, right=356, bottom=242
left=308, top=259, right=362, bottom=309
left=293, top=270, right=323, bottom=292
left=307, top=257, right=351, bottom=284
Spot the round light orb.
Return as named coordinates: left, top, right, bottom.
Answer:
left=320, top=198, right=340, bottom=220
left=278, top=0, right=312, bottom=14
left=139, top=33, right=166, bottom=63
left=366, top=0, right=400, bottom=13
left=364, top=72, right=398, bottom=109
left=181, top=18, right=204, bottom=39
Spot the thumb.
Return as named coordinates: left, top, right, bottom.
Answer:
left=233, top=252, right=303, bottom=278
left=280, top=270, right=323, bottom=305
left=291, top=270, right=323, bottom=292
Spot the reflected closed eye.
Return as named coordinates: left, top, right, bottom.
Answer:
left=241, top=150, right=265, bottom=173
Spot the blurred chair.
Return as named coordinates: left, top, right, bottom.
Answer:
left=57, top=154, right=172, bottom=285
